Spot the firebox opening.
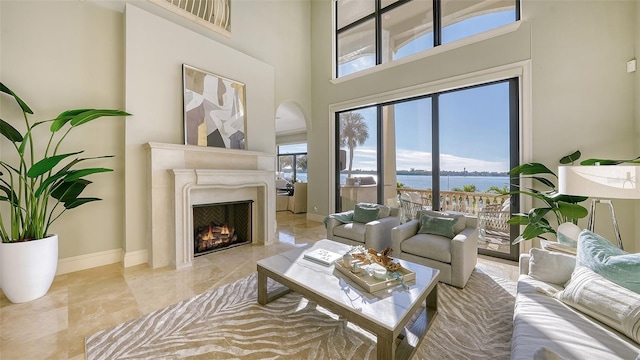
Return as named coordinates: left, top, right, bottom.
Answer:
left=193, top=200, right=253, bottom=257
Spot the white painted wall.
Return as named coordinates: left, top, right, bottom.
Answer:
left=309, top=0, right=638, bottom=251
left=124, top=4, right=276, bottom=257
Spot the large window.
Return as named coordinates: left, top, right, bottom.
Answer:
left=277, top=144, right=307, bottom=183
left=335, top=0, right=520, bottom=78
left=334, top=79, right=520, bottom=261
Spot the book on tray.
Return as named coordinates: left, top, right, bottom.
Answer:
left=303, top=248, right=343, bottom=266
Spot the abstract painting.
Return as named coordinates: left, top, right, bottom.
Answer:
left=183, top=64, right=246, bottom=149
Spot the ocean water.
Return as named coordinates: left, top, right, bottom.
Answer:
left=292, top=173, right=510, bottom=193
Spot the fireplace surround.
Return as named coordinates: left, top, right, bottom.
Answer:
left=146, top=142, right=276, bottom=269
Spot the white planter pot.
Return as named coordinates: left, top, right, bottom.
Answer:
left=0, top=234, right=58, bottom=303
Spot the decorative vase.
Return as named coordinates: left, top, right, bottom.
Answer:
left=0, top=234, right=58, bottom=303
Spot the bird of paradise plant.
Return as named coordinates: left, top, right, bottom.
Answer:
left=0, top=82, right=130, bottom=242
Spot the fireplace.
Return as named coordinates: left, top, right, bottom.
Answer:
left=193, top=200, right=253, bottom=256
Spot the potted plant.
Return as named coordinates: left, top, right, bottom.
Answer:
left=507, top=151, right=589, bottom=244
left=0, top=82, right=130, bottom=303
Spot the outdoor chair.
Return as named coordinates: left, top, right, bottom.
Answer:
left=399, top=192, right=424, bottom=222
left=477, top=201, right=511, bottom=243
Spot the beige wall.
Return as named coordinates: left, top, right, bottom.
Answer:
left=124, top=4, right=276, bottom=257
left=309, top=0, right=639, bottom=251
left=636, top=2, right=640, bottom=252
left=0, top=1, right=125, bottom=258
left=0, top=0, right=312, bottom=266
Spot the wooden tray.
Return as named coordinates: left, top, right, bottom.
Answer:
left=334, top=259, right=415, bottom=293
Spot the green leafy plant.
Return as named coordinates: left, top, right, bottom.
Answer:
left=507, top=150, right=589, bottom=244
left=0, top=82, right=130, bottom=242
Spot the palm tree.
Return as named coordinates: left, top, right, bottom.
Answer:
left=339, top=112, right=369, bottom=178
left=451, top=184, right=477, bottom=192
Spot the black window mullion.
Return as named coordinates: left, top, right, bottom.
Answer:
left=375, top=0, right=382, bottom=65
left=431, top=94, right=440, bottom=210
left=433, top=0, right=441, bottom=47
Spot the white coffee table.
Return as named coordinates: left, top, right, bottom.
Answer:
left=257, top=239, right=440, bottom=360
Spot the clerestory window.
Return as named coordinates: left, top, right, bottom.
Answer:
left=335, top=0, right=521, bottom=78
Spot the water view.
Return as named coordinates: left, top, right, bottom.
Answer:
left=289, top=173, right=510, bottom=193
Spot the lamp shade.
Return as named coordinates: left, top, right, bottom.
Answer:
left=558, top=165, right=640, bottom=199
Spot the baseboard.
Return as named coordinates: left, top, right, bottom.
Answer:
left=306, top=213, right=325, bottom=223
left=123, top=249, right=149, bottom=268
left=56, top=249, right=123, bottom=275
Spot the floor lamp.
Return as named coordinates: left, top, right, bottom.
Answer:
left=558, top=165, right=640, bottom=250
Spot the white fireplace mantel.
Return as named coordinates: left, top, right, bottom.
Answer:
left=171, top=169, right=274, bottom=269
left=146, top=142, right=276, bottom=269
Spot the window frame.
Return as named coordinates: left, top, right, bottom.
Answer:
left=334, top=0, right=521, bottom=79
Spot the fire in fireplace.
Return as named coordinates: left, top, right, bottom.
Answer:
left=193, top=200, right=252, bottom=256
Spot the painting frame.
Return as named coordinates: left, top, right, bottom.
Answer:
left=182, top=64, right=246, bottom=150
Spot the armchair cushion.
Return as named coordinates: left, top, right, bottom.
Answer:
left=417, top=214, right=456, bottom=238
left=333, top=222, right=366, bottom=243
left=353, top=204, right=380, bottom=223
left=400, top=233, right=452, bottom=264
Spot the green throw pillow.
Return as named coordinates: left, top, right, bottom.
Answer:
left=417, top=210, right=466, bottom=235
left=353, top=204, right=380, bottom=223
left=577, top=230, right=640, bottom=294
left=417, top=214, right=456, bottom=239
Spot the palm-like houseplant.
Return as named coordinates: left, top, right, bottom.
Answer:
left=0, top=82, right=130, bottom=302
left=508, top=151, right=589, bottom=244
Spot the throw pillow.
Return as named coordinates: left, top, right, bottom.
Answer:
left=417, top=214, right=456, bottom=239
left=556, top=266, right=640, bottom=344
left=353, top=204, right=380, bottom=223
left=528, top=248, right=576, bottom=285
left=577, top=230, right=640, bottom=294
left=418, top=210, right=466, bottom=235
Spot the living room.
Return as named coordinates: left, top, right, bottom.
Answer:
left=0, top=0, right=639, bottom=358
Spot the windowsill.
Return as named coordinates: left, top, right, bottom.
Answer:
left=331, top=20, right=523, bottom=85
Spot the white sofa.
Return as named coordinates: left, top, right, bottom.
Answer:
left=512, top=251, right=640, bottom=359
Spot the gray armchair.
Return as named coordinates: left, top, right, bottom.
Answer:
left=326, top=206, right=401, bottom=251
left=391, top=210, right=478, bottom=288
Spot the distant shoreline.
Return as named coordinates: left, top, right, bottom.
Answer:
left=341, top=170, right=509, bottom=177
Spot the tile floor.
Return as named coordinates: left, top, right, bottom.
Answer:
left=0, top=212, right=518, bottom=359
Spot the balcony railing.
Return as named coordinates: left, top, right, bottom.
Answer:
left=397, top=188, right=508, bottom=216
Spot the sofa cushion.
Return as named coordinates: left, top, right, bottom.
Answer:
left=577, top=230, right=640, bottom=293
left=417, top=214, right=456, bottom=238
left=512, top=275, right=640, bottom=360
left=529, top=248, right=576, bottom=286
left=353, top=204, right=380, bottom=223
left=418, top=210, right=466, bottom=234
left=400, top=233, right=451, bottom=264
left=556, top=266, right=640, bottom=344
left=333, top=223, right=366, bottom=243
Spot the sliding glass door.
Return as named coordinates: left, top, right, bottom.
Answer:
left=334, top=78, right=520, bottom=261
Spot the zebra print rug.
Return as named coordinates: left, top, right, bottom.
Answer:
left=85, top=270, right=515, bottom=360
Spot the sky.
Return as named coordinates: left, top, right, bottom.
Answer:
left=336, top=8, right=515, bottom=173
